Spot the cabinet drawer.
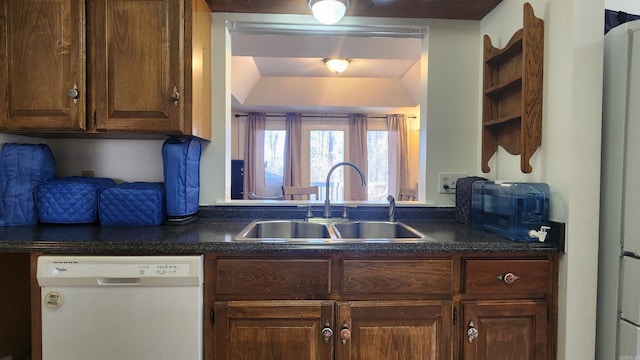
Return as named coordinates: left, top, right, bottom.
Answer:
left=216, top=258, right=331, bottom=296
left=341, top=259, right=452, bottom=295
left=463, top=259, right=550, bottom=294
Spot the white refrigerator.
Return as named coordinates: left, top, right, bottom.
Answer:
left=598, top=19, right=640, bottom=360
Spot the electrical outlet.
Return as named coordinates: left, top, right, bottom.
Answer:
left=438, top=172, right=467, bottom=194
left=81, top=170, right=95, bottom=177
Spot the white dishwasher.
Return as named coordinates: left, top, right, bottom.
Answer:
left=37, top=255, right=203, bottom=360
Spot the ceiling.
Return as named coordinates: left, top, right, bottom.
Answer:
left=232, top=32, right=422, bottom=78
left=230, top=29, right=424, bottom=114
left=206, top=0, right=504, bottom=21
left=222, top=0, right=503, bottom=114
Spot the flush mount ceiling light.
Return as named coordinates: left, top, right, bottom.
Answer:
left=309, top=0, right=349, bottom=25
left=324, top=58, right=350, bottom=73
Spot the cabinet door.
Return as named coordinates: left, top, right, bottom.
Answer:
left=92, top=0, right=182, bottom=134
left=336, top=300, right=453, bottom=360
left=0, top=0, right=86, bottom=131
left=213, top=300, right=334, bottom=360
left=462, top=301, right=548, bottom=360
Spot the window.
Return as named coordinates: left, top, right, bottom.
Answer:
left=309, top=130, right=344, bottom=201
left=367, top=130, right=389, bottom=201
left=258, top=117, right=398, bottom=201
left=264, top=130, right=286, bottom=197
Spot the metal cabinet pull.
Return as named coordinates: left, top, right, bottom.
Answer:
left=467, top=320, right=479, bottom=343
left=339, top=321, right=351, bottom=345
left=170, top=86, right=180, bottom=106
left=496, top=272, right=520, bottom=285
left=68, top=84, right=80, bottom=104
left=321, top=320, right=333, bottom=343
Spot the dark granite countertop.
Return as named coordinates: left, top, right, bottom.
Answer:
left=0, top=205, right=560, bottom=255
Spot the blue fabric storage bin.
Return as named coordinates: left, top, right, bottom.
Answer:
left=162, top=137, right=201, bottom=220
left=99, top=182, right=166, bottom=226
left=38, top=177, right=116, bottom=224
left=0, top=143, right=56, bottom=226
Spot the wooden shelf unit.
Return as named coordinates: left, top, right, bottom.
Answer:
left=481, top=2, right=543, bottom=173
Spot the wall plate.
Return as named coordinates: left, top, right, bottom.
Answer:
left=438, top=172, right=467, bottom=194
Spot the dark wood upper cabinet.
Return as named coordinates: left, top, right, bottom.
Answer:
left=0, top=0, right=211, bottom=139
left=0, top=0, right=87, bottom=131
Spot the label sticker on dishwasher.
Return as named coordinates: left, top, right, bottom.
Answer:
left=44, top=291, right=63, bottom=309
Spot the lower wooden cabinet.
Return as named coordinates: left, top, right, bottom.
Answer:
left=336, top=300, right=452, bottom=360
left=461, top=301, right=548, bottom=360
left=213, top=300, right=334, bottom=360
left=205, top=253, right=558, bottom=360
left=212, top=300, right=452, bottom=360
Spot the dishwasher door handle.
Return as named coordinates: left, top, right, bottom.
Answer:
left=96, top=277, right=142, bottom=286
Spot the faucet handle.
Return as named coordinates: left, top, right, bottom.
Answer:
left=306, top=204, right=314, bottom=219
left=341, top=204, right=349, bottom=219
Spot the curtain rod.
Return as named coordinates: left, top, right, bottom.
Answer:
left=234, top=113, right=417, bottom=119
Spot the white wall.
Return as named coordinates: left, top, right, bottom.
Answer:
left=606, top=0, right=640, bottom=13
left=481, top=1, right=604, bottom=360
left=0, top=136, right=164, bottom=182
left=46, top=139, right=165, bottom=182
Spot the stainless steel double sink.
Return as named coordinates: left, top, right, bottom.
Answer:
left=234, top=219, right=432, bottom=243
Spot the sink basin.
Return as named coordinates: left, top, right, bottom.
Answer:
left=235, top=220, right=333, bottom=241
left=235, top=219, right=430, bottom=243
left=331, top=221, right=426, bottom=241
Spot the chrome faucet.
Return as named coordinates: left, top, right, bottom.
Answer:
left=387, top=195, right=396, bottom=222
left=323, top=162, right=367, bottom=218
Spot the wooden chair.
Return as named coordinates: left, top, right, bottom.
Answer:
left=399, top=187, right=419, bottom=201
left=282, top=186, right=319, bottom=200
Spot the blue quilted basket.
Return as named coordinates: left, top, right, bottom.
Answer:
left=38, top=177, right=116, bottom=224
left=99, top=182, right=166, bottom=226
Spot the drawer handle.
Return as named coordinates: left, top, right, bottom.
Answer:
left=496, top=272, right=520, bottom=285
left=467, top=320, right=479, bottom=343
left=339, top=321, right=351, bottom=345
left=321, top=320, right=333, bottom=343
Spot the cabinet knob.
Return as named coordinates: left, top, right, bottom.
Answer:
left=68, top=84, right=80, bottom=104
left=339, top=321, right=351, bottom=345
left=170, top=86, right=180, bottom=106
left=496, top=272, right=520, bottom=285
left=321, top=320, right=333, bottom=343
left=467, top=320, right=479, bottom=344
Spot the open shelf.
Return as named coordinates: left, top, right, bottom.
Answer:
left=481, top=2, right=543, bottom=174
left=483, top=114, right=521, bottom=127
left=484, top=76, right=522, bottom=96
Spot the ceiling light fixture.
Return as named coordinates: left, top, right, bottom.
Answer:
left=309, top=0, right=349, bottom=25
left=324, top=58, right=350, bottom=74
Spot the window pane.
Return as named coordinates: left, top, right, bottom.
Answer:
left=310, top=130, right=344, bottom=201
left=367, top=131, right=389, bottom=201
left=264, top=130, right=285, bottom=197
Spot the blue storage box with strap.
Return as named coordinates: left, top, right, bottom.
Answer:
left=99, top=182, right=166, bottom=226
left=38, top=176, right=116, bottom=224
left=162, top=137, right=201, bottom=224
left=0, top=143, right=56, bottom=226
